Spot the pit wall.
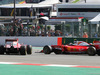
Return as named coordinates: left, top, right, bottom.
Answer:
left=0, top=37, right=100, bottom=47
left=0, top=37, right=58, bottom=46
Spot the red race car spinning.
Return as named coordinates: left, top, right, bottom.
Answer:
left=43, top=40, right=100, bottom=56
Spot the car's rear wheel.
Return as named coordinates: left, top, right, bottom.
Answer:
left=27, top=45, right=32, bottom=54
left=0, top=45, right=4, bottom=54
left=43, top=45, right=52, bottom=54
left=97, top=50, right=100, bottom=56
left=54, top=49, right=62, bottom=54
left=6, top=51, right=10, bottom=55
left=20, top=46, right=26, bottom=55
left=87, top=46, right=96, bottom=56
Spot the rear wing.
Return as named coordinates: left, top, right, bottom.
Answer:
left=5, top=39, right=18, bottom=42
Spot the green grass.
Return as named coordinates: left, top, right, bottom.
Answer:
left=0, top=64, right=100, bottom=75
left=72, top=0, right=80, bottom=3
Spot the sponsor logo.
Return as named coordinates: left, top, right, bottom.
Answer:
left=73, top=48, right=76, bottom=51
left=67, top=47, right=71, bottom=51
left=60, top=13, right=85, bottom=16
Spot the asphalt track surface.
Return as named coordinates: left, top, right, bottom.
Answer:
left=0, top=47, right=100, bottom=66
left=0, top=47, right=100, bottom=75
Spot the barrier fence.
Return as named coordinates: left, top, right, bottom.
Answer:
left=0, top=21, right=99, bottom=38
left=62, top=38, right=100, bottom=45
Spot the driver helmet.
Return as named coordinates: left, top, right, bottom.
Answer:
left=74, top=39, right=78, bottom=44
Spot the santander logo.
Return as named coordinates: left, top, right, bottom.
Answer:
left=60, top=13, right=84, bottom=16
left=60, top=13, right=63, bottom=16
left=60, top=13, right=69, bottom=16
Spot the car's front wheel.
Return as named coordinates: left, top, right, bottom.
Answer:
left=87, top=46, right=96, bottom=56
left=43, top=45, right=52, bottom=54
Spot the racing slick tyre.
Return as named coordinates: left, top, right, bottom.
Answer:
left=87, top=46, right=96, bottom=56
left=54, top=49, right=62, bottom=54
left=27, top=45, right=32, bottom=54
left=6, top=51, right=10, bottom=55
left=0, top=45, right=4, bottom=54
left=97, top=50, right=100, bottom=56
left=43, top=45, right=52, bottom=54
left=20, top=46, right=26, bottom=55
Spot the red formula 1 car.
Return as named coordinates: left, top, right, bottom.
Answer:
left=43, top=41, right=100, bottom=56
left=0, top=39, right=32, bottom=55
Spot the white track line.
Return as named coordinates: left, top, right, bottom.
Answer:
left=0, top=62, right=100, bottom=68
left=0, top=62, right=18, bottom=64
left=44, top=64, right=78, bottom=67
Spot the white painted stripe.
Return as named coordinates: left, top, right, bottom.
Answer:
left=0, top=62, right=100, bottom=68
left=0, top=62, right=18, bottom=64
left=43, top=64, right=78, bottom=67
left=0, top=62, right=78, bottom=67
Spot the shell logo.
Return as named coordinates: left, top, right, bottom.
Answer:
left=67, top=47, right=71, bottom=51
left=73, top=48, right=76, bottom=51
